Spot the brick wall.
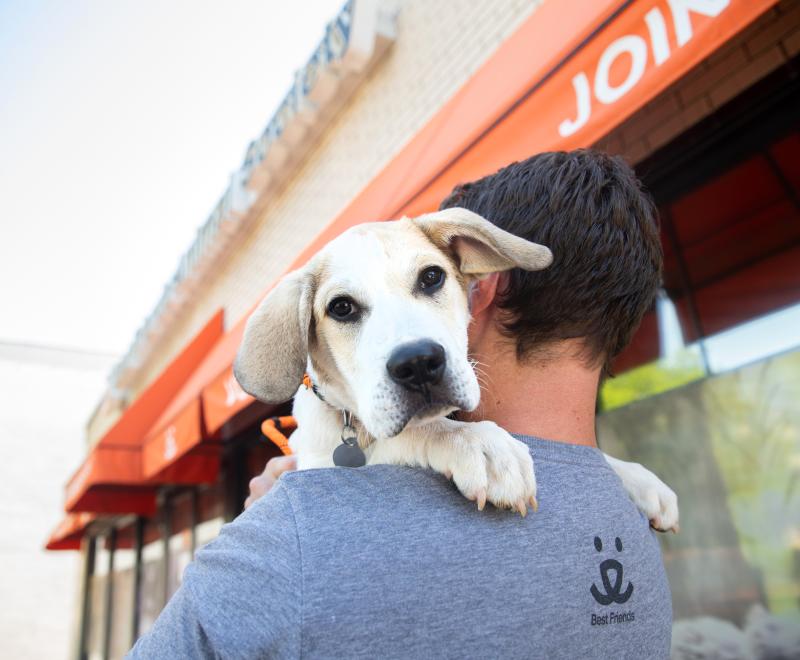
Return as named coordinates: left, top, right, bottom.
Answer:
left=88, top=0, right=542, bottom=442
left=595, top=0, right=799, bottom=164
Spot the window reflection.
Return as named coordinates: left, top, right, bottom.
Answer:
left=108, top=526, right=136, bottom=659
left=87, top=537, right=109, bottom=660
left=598, top=349, right=800, bottom=644
left=137, top=518, right=165, bottom=636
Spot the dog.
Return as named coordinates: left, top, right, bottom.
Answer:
left=234, top=207, right=678, bottom=528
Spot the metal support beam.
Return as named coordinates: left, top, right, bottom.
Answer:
left=101, top=529, right=117, bottom=660
left=76, top=535, right=97, bottom=660
left=190, top=489, right=199, bottom=558
left=130, top=517, right=145, bottom=646
left=161, top=495, right=172, bottom=608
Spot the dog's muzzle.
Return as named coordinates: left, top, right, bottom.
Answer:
left=386, top=340, right=446, bottom=400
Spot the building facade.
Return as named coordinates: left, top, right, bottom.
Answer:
left=47, top=1, right=800, bottom=657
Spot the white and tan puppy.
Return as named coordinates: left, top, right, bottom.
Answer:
left=235, top=207, right=678, bottom=528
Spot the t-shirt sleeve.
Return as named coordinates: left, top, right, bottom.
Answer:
left=127, top=480, right=302, bottom=659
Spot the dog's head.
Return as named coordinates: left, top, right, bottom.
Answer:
left=234, top=207, right=552, bottom=439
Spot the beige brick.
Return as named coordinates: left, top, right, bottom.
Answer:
left=678, top=46, right=748, bottom=106
left=709, top=46, right=786, bottom=108
left=784, top=26, right=800, bottom=57
left=705, top=32, right=752, bottom=67
left=595, top=131, right=626, bottom=156
left=620, top=93, right=683, bottom=145
left=778, top=0, right=800, bottom=23
left=733, top=6, right=780, bottom=47
left=744, top=4, right=800, bottom=56
left=623, top=137, right=653, bottom=165
left=648, top=96, right=713, bottom=152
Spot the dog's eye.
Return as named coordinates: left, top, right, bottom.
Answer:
left=418, top=266, right=445, bottom=293
left=327, top=296, right=358, bottom=321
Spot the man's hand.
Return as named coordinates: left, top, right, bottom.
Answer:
left=245, top=455, right=297, bottom=509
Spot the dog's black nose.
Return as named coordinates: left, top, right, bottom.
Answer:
left=387, top=340, right=446, bottom=391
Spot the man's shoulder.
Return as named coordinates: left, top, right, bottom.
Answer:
left=279, top=462, right=451, bottom=504
left=271, top=447, right=641, bottom=544
left=181, top=446, right=670, bottom=659
left=266, top=445, right=671, bottom=660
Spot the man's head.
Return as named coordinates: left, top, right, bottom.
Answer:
left=440, top=149, right=662, bottom=375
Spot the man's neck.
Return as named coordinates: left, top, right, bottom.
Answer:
left=463, top=341, right=599, bottom=447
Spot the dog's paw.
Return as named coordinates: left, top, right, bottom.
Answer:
left=431, top=421, right=537, bottom=516
left=605, top=455, right=679, bottom=533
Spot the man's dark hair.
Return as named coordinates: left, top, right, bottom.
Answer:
left=440, top=149, right=662, bottom=373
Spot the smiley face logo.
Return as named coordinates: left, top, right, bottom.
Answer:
left=590, top=536, right=633, bottom=605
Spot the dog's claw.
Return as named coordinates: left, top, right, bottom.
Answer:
left=444, top=470, right=453, bottom=481
left=516, top=500, right=527, bottom=517
left=529, top=496, right=538, bottom=513
left=476, top=489, right=486, bottom=511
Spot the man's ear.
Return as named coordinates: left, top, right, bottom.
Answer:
left=413, top=207, right=552, bottom=275
left=234, top=267, right=314, bottom=404
left=468, top=272, right=501, bottom=316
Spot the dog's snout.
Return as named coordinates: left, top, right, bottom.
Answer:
left=387, top=340, right=446, bottom=391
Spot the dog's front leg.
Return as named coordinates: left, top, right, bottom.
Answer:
left=603, top=454, right=679, bottom=533
left=368, top=418, right=537, bottom=515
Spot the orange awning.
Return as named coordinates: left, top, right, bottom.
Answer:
left=64, top=444, right=156, bottom=515
left=45, top=512, right=96, bottom=551
left=142, top=396, right=220, bottom=483
left=59, top=310, right=226, bottom=514
left=202, top=366, right=255, bottom=437
left=92, top=309, right=224, bottom=449
left=134, top=328, right=262, bottom=481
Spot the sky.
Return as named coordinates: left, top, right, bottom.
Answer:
left=0, top=0, right=342, bottom=356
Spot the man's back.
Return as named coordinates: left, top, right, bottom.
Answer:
left=130, top=436, right=671, bottom=659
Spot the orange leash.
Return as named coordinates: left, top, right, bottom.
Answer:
left=261, top=416, right=297, bottom=455
left=260, top=375, right=315, bottom=454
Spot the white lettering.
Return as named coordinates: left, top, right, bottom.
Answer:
left=557, top=0, right=729, bottom=136
left=668, top=0, right=730, bottom=47
left=558, top=72, right=592, bottom=137
left=645, top=8, right=671, bottom=66
left=164, top=427, right=177, bottom=461
left=595, top=35, right=648, bottom=105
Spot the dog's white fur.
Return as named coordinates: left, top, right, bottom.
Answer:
left=235, top=208, right=678, bottom=526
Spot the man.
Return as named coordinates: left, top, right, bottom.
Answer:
left=129, top=150, right=671, bottom=658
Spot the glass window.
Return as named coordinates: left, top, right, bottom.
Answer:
left=87, top=534, right=109, bottom=660
left=196, top=480, right=225, bottom=549
left=598, top=348, right=800, bottom=633
left=108, top=525, right=136, bottom=659
left=137, top=518, right=165, bottom=636
left=602, top=115, right=800, bottom=412
left=167, top=491, right=194, bottom=598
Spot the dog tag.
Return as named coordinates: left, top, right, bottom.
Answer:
left=333, top=442, right=367, bottom=468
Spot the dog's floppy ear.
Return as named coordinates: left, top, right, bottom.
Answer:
left=413, top=207, right=553, bottom=275
left=234, top=267, right=314, bottom=404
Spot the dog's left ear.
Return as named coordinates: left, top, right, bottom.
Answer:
left=234, top=267, right=315, bottom=404
left=413, top=207, right=552, bottom=275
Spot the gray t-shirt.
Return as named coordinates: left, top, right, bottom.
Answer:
left=129, top=436, right=672, bottom=659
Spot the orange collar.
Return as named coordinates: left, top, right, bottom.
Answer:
left=303, top=373, right=326, bottom=402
